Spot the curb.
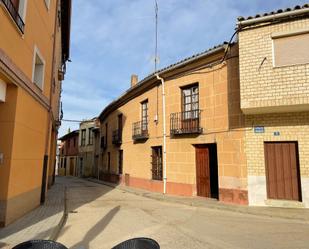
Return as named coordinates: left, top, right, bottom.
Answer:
left=49, top=186, right=68, bottom=241
left=87, top=178, right=309, bottom=223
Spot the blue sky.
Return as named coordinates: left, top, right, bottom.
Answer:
left=59, top=0, right=308, bottom=136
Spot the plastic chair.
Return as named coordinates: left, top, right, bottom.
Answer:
left=112, top=237, right=160, bottom=249
left=12, top=240, right=68, bottom=249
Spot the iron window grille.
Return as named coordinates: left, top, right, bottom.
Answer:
left=151, top=146, right=163, bottom=181
left=112, top=129, right=122, bottom=145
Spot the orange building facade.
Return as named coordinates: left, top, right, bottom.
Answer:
left=58, top=130, right=79, bottom=177
left=98, top=44, right=248, bottom=205
left=0, top=0, right=71, bottom=226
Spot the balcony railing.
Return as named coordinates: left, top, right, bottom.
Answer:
left=170, top=110, right=202, bottom=135
left=1, top=0, right=25, bottom=33
left=132, top=121, right=149, bottom=140
left=112, top=129, right=122, bottom=145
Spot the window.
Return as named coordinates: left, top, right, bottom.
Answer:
left=100, top=136, right=105, bottom=149
left=118, top=150, right=123, bottom=175
left=141, top=100, right=148, bottom=131
left=88, top=128, right=94, bottom=145
left=73, top=137, right=76, bottom=147
left=105, top=123, right=108, bottom=146
left=182, top=84, right=199, bottom=119
left=151, top=146, right=163, bottom=181
left=107, top=152, right=111, bottom=173
left=32, top=47, right=45, bottom=89
left=2, top=0, right=27, bottom=33
left=81, top=129, right=86, bottom=146
left=272, top=31, right=309, bottom=67
left=67, top=139, right=70, bottom=148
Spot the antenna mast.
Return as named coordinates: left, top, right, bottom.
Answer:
left=154, top=0, right=159, bottom=72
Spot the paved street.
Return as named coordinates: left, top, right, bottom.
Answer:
left=0, top=178, right=65, bottom=248
left=57, top=177, right=309, bottom=249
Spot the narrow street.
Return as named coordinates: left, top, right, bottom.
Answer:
left=57, top=177, right=309, bottom=249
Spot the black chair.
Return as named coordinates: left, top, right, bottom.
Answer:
left=12, top=240, right=68, bottom=249
left=112, top=238, right=160, bottom=249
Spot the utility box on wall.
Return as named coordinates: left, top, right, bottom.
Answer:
left=0, top=79, right=7, bottom=102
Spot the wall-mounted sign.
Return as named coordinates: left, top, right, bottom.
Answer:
left=254, top=126, right=265, bottom=133
left=274, top=131, right=280, bottom=136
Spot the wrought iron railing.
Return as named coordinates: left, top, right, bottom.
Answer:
left=170, top=109, right=202, bottom=135
left=132, top=121, right=149, bottom=140
left=112, top=129, right=122, bottom=145
left=1, top=0, right=25, bottom=33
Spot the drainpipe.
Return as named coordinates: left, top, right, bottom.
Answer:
left=155, top=74, right=167, bottom=194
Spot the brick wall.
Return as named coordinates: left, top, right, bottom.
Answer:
left=245, top=112, right=309, bottom=177
left=239, top=18, right=309, bottom=113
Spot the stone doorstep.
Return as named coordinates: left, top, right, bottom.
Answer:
left=265, top=199, right=305, bottom=208
left=87, top=178, right=309, bottom=222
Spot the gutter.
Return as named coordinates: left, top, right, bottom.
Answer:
left=155, top=74, right=167, bottom=194
left=238, top=8, right=309, bottom=28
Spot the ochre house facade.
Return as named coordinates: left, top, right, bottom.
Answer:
left=96, top=4, right=309, bottom=208
left=58, top=130, right=79, bottom=177
left=0, top=0, right=71, bottom=226
left=238, top=5, right=309, bottom=207
left=98, top=44, right=248, bottom=205
left=77, top=118, right=98, bottom=178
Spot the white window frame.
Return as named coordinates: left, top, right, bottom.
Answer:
left=32, top=46, right=46, bottom=90
left=18, top=0, right=28, bottom=22
left=44, top=0, right=51, bottom=10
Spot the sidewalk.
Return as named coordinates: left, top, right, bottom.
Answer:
left=88, top=178, right=309, bottom=223
left=0, top=178, right=66, bottom=249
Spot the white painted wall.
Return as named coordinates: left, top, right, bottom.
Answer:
left=248, top=175, right=309, bottom=208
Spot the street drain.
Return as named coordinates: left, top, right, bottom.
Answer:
left=69, top=210, right=78, bottom=213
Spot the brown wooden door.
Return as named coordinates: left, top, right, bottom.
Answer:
left=264, top=142, right=301, bottom=201
left=69, top=158, right=74, bottom=176
left=195, top=146, right=211, bottom=197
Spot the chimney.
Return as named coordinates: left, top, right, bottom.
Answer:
left=131, top=74, right=138, bottom=87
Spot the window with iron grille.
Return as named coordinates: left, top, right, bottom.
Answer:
left=81, top=129, right=86, bottom=146
left=100, top=136, right=105, bottom=149
left=182, top=84, right=199, bottom=119
left=118, top=150, right=123, bottom=175
left=141, top=100, right=148, bottom=131
left=88, top=128, right=94, bottom=145
left=107, top=152, right=111, bottom=173
left=151, top=146, right=163, bottom=181
left=105, top=123, right=108, bottom=146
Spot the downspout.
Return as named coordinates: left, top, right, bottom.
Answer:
left=155, top=74, right=167, bottom=194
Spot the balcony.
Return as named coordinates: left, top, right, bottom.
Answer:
left=112, top=129, right=122, bottom=145
left=170, top=110, right=202, bottom=135
left=132, top=121, right=149, bottom=140
left=1, top=0, right=25, bottom=33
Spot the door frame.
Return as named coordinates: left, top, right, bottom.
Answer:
left=194, top=143, right=219, bottom=199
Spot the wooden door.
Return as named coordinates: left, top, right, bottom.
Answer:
left=264, top=142, right=301, bottom=201
left=69, top=158, right=74, bottom=175
left=195, top=146, right=210, bottom=197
